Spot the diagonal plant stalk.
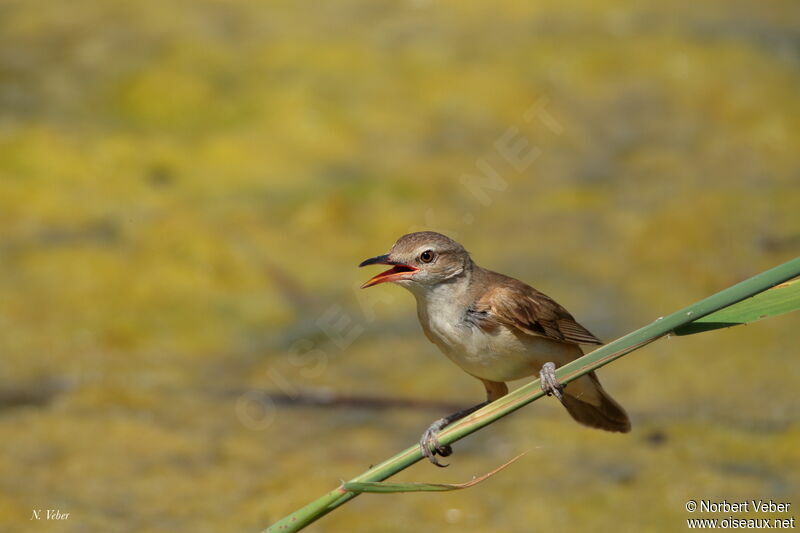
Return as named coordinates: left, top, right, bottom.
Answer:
left=342, top=452, right=525, bottom=493
left=265, top=257, right=800, bottom=533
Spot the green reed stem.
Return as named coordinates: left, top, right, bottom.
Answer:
left=266, top=257, right=800, bottom=532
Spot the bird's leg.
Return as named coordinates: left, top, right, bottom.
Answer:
left=419, top=401, right=488, bottom=468
left=540, top=361, right=565, bottom=402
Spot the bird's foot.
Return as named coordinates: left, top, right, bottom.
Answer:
left=540, top=361, right=565, bottom=402
left=419, top=418, right=453, bottom=468
left=418, top=401, right=489, bottom=467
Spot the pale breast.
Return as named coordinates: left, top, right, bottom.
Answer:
left=417, top=292, right=468, bottom=350
left=417, top=293, right=578, bottom=382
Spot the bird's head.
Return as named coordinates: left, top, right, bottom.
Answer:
left=359, top=231, right=471, bottom=290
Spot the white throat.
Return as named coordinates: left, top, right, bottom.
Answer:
left=407, top=268, right=472, bottom=343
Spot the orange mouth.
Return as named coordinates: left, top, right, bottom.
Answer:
left=361, top=264, right=418, bottom=288
left=359, top=253, right=419, bottom=288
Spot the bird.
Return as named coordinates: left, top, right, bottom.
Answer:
left=359, top=231, right=630, bottom=466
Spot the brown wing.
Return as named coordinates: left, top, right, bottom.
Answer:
left=470, top=280, right=603, bottom=345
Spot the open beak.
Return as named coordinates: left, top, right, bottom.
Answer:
left=358, top=254, right=419, bottom=288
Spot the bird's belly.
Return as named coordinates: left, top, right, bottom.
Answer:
left=433, top=324, right=581, bottom=383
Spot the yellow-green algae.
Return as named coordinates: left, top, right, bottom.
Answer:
left=0, top=0, right=798, bottom=531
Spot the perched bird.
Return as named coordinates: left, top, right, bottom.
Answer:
left=360, top=231, right=630, bottom=466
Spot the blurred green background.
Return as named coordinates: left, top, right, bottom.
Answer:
left=1, top=0, right=798, bottom=531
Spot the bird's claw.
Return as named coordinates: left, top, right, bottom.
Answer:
left=419, top=418, right=453, bottom=467
left=540, top=361, right=565, bottom=402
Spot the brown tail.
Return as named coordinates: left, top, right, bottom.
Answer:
left=561, top=372, right=631, bottom=433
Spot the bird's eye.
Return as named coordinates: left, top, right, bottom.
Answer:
left=419, top=250, right=435, bottom=263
